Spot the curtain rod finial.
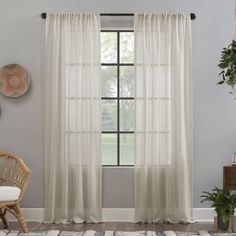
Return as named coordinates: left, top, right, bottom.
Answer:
left=190, top=13, right=196, bottom=20
left=41, top=12, right=46, bottom=19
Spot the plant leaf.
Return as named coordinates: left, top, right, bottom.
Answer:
left=217, top=81, right=224, bottom=85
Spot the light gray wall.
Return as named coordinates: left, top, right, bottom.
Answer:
left=0, top=0, right=235, bottom=208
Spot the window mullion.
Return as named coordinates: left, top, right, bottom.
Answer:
left=117, top=31, right=120, bottom=166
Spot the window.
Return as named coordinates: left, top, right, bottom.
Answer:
left=101, top=31, right=135, bottom=166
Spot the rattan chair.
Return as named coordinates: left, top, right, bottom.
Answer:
left=0, top=151, right=31, bottom=232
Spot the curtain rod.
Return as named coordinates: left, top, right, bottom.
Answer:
left=41, top=12, right=196, bottom=20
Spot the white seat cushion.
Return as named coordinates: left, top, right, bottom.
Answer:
left=0, top=186, right=21, bottom=201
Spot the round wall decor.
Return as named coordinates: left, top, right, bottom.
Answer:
left=0, top=64, right=30, bottom=98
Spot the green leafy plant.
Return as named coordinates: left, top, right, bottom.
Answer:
left=201, top=187, right=236, bottom=224
left=217, top=40, right=236, bottom=95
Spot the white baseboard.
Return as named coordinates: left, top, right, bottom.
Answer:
left=102, top=208, right=135, bottom=222
left=193, top=208, right=215, bottom=222
left=6, top=208, right=44, bottom=222
left=6, top=208, right=214, bottom=222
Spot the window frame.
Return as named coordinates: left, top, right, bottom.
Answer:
left=101, top=30, right=134, bottom=167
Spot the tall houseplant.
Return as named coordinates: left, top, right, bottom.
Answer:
left=201, top=187, right=236, bottom=232
left=217, top=40, right=236, bottom=95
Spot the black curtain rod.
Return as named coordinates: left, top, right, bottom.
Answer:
left=41, top=12, right=196, bottom=20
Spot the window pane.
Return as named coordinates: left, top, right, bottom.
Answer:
left=102, top=134, right=117, bottom=165
left=120, top=100, right=135, bottom=131
left=102, top=100, right=117, bottom=131
left=120, top=134, right=134, bottom=165
left=120, top=66, right=134, bottom=97
left=101, top=66, right=117, bottom=97
left=101, top=32, right=117, bottom=63
left=120, top=32, right=134, bottom=63
left=159, top=133, right=171, bottom=165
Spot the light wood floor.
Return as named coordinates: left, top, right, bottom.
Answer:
left=2, top=222, right=214, bottom=232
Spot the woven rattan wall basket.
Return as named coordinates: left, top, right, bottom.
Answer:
left=0, top=64, right=30, bottom=98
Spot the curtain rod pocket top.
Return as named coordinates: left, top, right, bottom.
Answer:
left=41, top=12, right=196, bottom=20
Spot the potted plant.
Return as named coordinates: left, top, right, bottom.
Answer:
left=201, top=187, right=236, bottom=232
left=217, top=40, right=236, bottom=96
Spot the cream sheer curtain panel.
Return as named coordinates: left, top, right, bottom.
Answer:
left=134, top=13, right=193, bottom=223
left=44, top=13, right=102, bottom=223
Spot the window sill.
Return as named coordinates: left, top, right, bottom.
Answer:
left=102, top=166, right=134, bottom=168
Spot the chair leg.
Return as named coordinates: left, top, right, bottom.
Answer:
left=13, top=204, right=28, bottom=233
left=0, top=209, right=9, bottom=229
